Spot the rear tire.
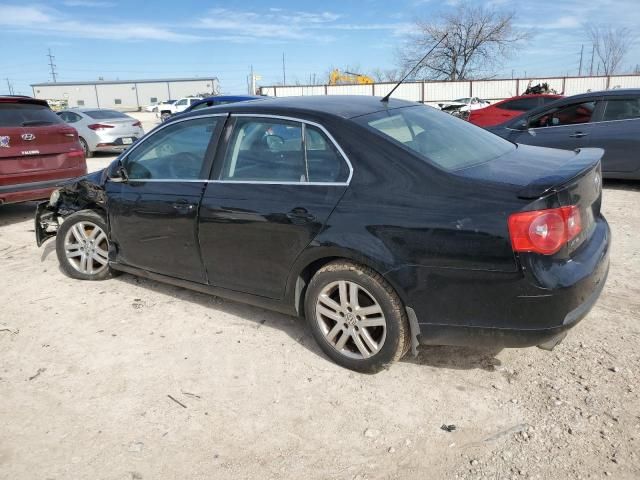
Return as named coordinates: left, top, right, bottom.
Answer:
left=304, top=261, right=410, bottom=373
left=79, top=137, right=93, bottom=158
left=55, top=210, right=116, bottom=281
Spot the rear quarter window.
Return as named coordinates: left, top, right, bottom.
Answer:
left=0, top=103, right=63, bottom=127
left=356, top=105, right=515, bottom=171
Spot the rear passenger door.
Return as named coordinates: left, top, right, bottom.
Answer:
left=199, top=115, right=351, bottom=299
left=587, top=96, right=640, bottom=174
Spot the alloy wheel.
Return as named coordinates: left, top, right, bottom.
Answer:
left=315, top=280, right=387, bottom=359
left=63, top=221, right=109, bottom=275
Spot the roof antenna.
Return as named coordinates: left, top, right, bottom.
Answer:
left=381, top=33, right=448, bottom=103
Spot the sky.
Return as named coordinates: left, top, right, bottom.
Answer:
left=1, top=0, right=639, bottom=96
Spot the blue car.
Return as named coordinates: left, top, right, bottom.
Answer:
left=184, top=95, right=263, bottom=113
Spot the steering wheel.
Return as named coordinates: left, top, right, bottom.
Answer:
left=168, top=152, right=201, bottom=179
left=266, top=135, right=285, bottom=150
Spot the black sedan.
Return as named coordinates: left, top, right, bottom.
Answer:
left=35, top=96, right=610, bottom=372
left=487, top=89, right=640, bottom=180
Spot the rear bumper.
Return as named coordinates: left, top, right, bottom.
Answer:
left=393, top=217, right=611, bottom=349
left=0, top=177, right=76, bottom=205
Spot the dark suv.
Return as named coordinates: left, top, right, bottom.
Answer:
left=0, top=96, right=86, bottom=205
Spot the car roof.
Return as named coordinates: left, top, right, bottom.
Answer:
left=178, top=95, right=419, bottom=121
left=559, top=88, right=640, bottom=100
left=196, top=95, right=262, bottom=102
left=0, top=96, right=49, bottom=107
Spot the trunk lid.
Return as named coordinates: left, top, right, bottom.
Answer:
left=455, top=144, right=602, bottom=198
left=457, top=144, right=603, bottom=254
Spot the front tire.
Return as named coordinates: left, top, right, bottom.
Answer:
left=55, top=210, right=115, bottom=281
left=304, top=261, right=410, bottom=373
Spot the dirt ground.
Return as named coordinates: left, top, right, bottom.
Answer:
left=1, top=121, right=639, bottom=479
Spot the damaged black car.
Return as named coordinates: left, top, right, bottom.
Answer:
left=36, top=96, right=610, bottom=372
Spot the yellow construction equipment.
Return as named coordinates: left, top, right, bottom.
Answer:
left=329, top=69, right=374, bottom=85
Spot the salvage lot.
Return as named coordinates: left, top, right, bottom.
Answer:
left=1, top=119, right=640, bottom=478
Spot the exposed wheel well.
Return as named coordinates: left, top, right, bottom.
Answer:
left=294, top=256, right=342, bottom=316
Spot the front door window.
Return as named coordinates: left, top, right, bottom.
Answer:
left=123, top=117, right=219, bottom=180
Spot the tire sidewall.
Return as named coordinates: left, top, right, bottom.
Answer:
left=79, top=137, right=92, bottom=158
left=305, top=267, right=404, bottom=373
left=55, top=210, right=113, bottom=281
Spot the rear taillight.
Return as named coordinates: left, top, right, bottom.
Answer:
left=87, top=123, right=115, bottom=130
left=132, top=121, right=141, bottom=127
left=508, top=206, right=582, bottom=255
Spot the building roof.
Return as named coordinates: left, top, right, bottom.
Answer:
left=31, top=77, right=219, bottom=87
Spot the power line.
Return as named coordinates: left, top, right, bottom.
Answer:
left=282, top=52, right=286, bottom=85
left=47, top=49, right=57, bottom=82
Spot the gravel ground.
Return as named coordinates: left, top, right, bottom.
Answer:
left=1, top=124, right=638, bottom=479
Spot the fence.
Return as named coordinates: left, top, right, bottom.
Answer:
left=259, top=74, right=640, bottom=105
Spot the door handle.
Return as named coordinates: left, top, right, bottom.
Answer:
left=172, top=201, right=196, bottom=212
left=286, top=207, right=315, bottom=223
left=569, top=132, right=589, bottom=138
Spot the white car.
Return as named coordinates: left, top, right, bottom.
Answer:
left=157, top=97, right=202, bottom=121
left=57, top=109, right=144, bottom=157
left=438, top=97, right=490, bottom=113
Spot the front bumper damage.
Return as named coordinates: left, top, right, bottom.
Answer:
left=35, top=201, right=59, bottom=247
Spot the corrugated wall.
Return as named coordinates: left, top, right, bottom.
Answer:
left=260, top=75, right=640, bottom=103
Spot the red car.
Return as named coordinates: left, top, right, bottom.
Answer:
left=468, top=94, right=563, bottom=128
left=0, top=96, right=86, bottom=205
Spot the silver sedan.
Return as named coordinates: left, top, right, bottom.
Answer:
left=56, top=109, right=144, bottom=157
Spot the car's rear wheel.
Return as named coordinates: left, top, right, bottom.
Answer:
left=304, top=261, right=410, bottom=373
left=79, top=137, right=93, bottom=158
left=55, top=210, right=115, bottom=281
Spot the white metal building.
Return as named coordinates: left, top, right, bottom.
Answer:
left=31, top=77, right=219, bottom=110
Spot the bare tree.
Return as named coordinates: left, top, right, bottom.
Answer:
left=397, top=2, right=528, bottom=80
left=586, top=24, right=635, bottom=75
left=370, top=68, right=400, bottom=83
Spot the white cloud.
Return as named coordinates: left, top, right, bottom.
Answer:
left=0, top=3, right=205, bottom=42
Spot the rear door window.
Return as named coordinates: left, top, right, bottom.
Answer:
left=221, top=118, right=305, bottom=182
left=602, top=98, right=640, bottom=121
left=305, top=125, right=349, bottom=183
left=0, top=103, right=63, bottom=127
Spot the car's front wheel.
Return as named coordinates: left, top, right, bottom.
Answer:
left=55, top=210, right=115, bottom=281
left=305, top=261, right=410, bottom=373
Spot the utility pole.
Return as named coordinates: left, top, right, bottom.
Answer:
left=578, top=44, right=584, bottom=76
left=47, top=48, right=57, bottom=82
left=249, top=65, right=254, bottom=95
left=282, top=52, right=286, bottom=85
left=5, top=78, right=14, bottom=95
left=589, top=45, right=595, bottom=76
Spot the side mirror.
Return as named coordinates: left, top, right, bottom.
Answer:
left=515, top=119, right=529, bottom=130
left=109, top=164, right=129, bottom=183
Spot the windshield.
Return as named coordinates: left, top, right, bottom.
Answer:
left=0, top=103, right=63, bottom=127
left=356, top=105, right=515, bottom=171
left=84, top=110, right=130, bottom=120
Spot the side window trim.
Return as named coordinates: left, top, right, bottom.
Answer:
left=210, top=113, right=353, bottom=186
left=117, top=113, right=228, bottom=182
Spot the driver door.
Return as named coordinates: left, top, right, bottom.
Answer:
left=106, top=115, right=225, bottom=283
